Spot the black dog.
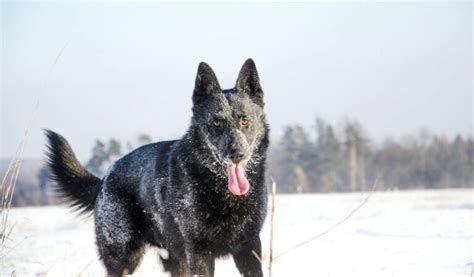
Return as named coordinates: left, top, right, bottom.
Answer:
left=45, top=59, right=269, bottom=276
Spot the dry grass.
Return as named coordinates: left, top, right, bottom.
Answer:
left=1, top=137, right=28, bottom=256
left=268, top=178, right=276, bottom=277
left=0, top=42, right=68, bottom=258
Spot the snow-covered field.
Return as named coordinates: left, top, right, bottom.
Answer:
left=1, top=189, right=472, bottom=277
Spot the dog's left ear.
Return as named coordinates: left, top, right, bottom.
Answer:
left=193, top=62, right=221, bottom=104
left=236, top=58, right=264, bottom=107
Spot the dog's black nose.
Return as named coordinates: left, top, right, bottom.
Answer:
left=229, top=149, right=245, bottom=163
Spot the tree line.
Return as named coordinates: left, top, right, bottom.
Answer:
left=269, top=117, right=473, bottom=193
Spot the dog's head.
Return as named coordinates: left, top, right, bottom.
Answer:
left=190, top=59, right=268, bottom=195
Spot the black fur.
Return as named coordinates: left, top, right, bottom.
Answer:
left=45, top=129, right=101, bottom=213
left=45, top=59, right=269, bottom=276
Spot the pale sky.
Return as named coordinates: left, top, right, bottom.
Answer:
left=1, top=2, right=472, bottom=161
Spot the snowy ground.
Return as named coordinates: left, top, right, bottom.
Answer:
left=1, top=189, right=472, bottom=277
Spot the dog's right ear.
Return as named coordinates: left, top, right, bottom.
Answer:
left=193, top=62, right=220, bottom=104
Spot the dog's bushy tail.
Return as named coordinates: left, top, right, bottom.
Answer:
left=44, top=130, right=101, bottom=214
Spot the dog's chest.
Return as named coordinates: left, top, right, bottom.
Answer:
left=197, top=198, right=256, bottom=244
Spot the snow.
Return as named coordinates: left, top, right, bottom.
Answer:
left=1, top=189, right=472, bottom=276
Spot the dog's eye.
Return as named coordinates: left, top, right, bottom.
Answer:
left=240, top=118, right=249, bottom=126
left=212, top=119, right=222, bottom=127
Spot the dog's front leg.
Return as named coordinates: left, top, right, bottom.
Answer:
left=186, top=249, right=215, bottom=277
left=232, top=236, right=263, bottom=277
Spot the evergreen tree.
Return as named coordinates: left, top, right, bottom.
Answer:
left=86, top=140, right=108, bottom=176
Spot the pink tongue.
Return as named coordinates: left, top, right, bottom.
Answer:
left=227, top=164, right=250, bottom=196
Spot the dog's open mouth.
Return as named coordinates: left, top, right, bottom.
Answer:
left=227, top=163, right=249, bottom=196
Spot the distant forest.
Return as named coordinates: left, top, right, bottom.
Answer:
left=4, top=117, right=473, bottom=207
left=269, top=118, right=472, bottom=193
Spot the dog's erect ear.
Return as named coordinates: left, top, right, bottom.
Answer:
left=193, top=62, right=220, bottom=104
left=236, top=58, right=263, bottom=107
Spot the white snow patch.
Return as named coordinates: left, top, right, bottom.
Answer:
left=1, top=189, right=472, bottom=277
